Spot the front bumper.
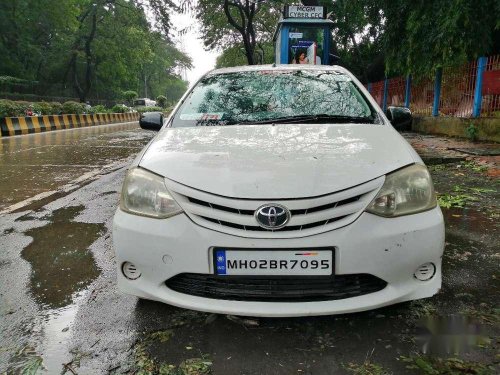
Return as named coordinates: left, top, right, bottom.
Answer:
left=112, top=207, right=444, bottom=317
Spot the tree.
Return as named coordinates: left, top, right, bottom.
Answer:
left=382, top=0, right=500, bottom=77
left=0, top=0, right=192, bottom=102
left=122, top=90, right=138, bottom=105
left=187, top=0, right=291, bottom=65
left=156, top=95, right=167, bottom=107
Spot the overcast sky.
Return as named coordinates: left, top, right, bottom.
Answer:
left=171, top=12, right=218, bottom=85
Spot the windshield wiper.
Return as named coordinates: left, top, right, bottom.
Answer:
left=241, top=114, right=375, bottom=125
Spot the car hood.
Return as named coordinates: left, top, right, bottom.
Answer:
left=139, top=124, right=415, bottom=199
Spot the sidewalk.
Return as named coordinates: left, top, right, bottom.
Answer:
left=403, top=132, right=500, bottom=177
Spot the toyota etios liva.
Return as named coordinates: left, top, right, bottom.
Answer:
left=113, top=65, right=444, bottom=317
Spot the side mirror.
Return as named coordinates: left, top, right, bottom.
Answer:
left=139, top=112, right=163, bottom=131
left=386, top=106, right=412, bottom=131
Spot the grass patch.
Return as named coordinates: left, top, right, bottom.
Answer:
left=428, top=164, right=447, bottom=172
left=407, top=300, right=438, bottom=320
left=400, top=355, right=495, bottom=375
left=131, top=329, right=212, bottom=375
left=344, top=360, right=391, bottom=375
left=438, top=194, right=478, bottom=208
left=436, top=185, right=496, bottom=209
left=148, top=330, right=174, bottom=343
left=461, top=161, right=488, bottom=173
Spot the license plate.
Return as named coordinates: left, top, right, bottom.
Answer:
left=214, top=249, right=333, bottom=276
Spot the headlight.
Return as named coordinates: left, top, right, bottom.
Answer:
left=366, top=164, right=436, bottom=217
left=120, top=168, right=183, bottom=219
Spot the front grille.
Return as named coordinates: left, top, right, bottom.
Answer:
left=200, top=215, right=349, bottom=231
left=165, top=273, right=387, bottom=302
left=166, top=177, right=384, bottom=238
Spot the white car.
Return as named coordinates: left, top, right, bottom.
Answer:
left=113, top=65, right=444, bottom=317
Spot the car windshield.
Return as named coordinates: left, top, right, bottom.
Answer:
left=171, top=70, right=377, bottom=127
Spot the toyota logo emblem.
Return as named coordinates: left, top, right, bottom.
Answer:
left=255, top=204, right=291, bottom=230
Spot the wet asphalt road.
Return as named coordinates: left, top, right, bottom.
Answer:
left=0, top=125, right=498, bottom=374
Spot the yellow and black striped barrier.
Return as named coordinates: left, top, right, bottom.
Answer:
left=0, top=112, right=139, bottom=137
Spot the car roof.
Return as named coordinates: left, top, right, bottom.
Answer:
left=206, top=64, right=349, bottom=77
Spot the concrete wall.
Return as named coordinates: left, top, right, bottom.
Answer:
left=412, top=117, right=500, bottom=143
left=0, top=112, right=140, bottom=137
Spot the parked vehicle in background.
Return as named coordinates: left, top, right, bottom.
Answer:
left=133, top=98, right=157, bottom=107
left=113, top=64, right=445, bottom=317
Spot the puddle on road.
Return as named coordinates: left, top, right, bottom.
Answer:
left=21, top=205, right=104, bottom=309
left=13, top=205, right=105, bottom=373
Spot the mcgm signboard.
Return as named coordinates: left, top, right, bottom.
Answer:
left=284, top=5, right=327, bottom=19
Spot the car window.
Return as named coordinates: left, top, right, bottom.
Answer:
left=171, top=70, right=376, bottom=127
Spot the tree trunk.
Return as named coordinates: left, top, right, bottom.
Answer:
left=223, top=0, right=258, bottom=65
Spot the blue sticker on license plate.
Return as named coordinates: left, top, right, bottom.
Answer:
left=215, top=249, right=227, bottom=275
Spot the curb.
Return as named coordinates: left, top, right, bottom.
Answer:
left=0, top=112, right=140, bottom=137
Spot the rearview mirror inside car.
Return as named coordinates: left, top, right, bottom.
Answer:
left=139, top=112, right=163, bottom=131
left=385, top=106, right=412, bottom=131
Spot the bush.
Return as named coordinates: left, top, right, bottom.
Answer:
left=0, top=100, right=65, bottom=118
left=50, top=102, right=62, bottom=115
left=135, top=106, right=164, bottom=113
left=15, top=101, right=32, bottom=115
left=32, top=101, right=58, bottom=115
left=156, top=95, right=167, bottom=108
left=89, top=104, right=107, bottom=114
left=111, top=104, right=128, bottom=113
left=61, top=101, right=86, bottom=114
left=0, top=99, right=22, bottom=117
left=0, top=76, right=31, bottom=85
left=122, top=90, right=138, bottom=104
left=466, top=122, right=478, bottom=142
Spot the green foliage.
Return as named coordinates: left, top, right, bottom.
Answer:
left=383, top=0, right=500, bottom=77
left=438, top=193, right=477, bottom=208
left=400, top=355, right=495, bottom=374
left=436, top=183, right=495, bottom=208
left=156, top=95, right=168, bottom=108
left=0, top=0, right=190, bottom=102
left=0, top=100, right=65, bottom=117
left=466, top=122, right=479, bottom=141
left=88, top=105, right=108, bottom=114
left=9, top=346, right=45, bottom=375
left=132, top=328, right=212, bottom=375
left=111, top=104, right=129, bottom=113
left=343, top=358, right=390, bottom=374
left=461, top=161, right=488, bottom=173
left=61, top=101, right=86, bottom=115
left=215, top=42, right=275, bottom=68
left=49, top=102, right=63, bottom=115
left=122, top=90, right=138, bottom=104
left=191, top=0, right=498, bottom=81
left=195, top=0, right=292, bottom=66
left=136, top=106, right=164, bottom=113
left=32, top=101, right=55, bottom=115
left=18, top=356, right=44, bottom=375
left=0, top=76, right=33, bottom=85
left=0, top=99, right=23, bottom=117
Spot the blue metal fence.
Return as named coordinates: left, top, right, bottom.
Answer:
left=365, top=55, right=500, bottom=118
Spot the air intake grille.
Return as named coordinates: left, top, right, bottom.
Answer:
left=165, top=273, right=387, bottom=302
